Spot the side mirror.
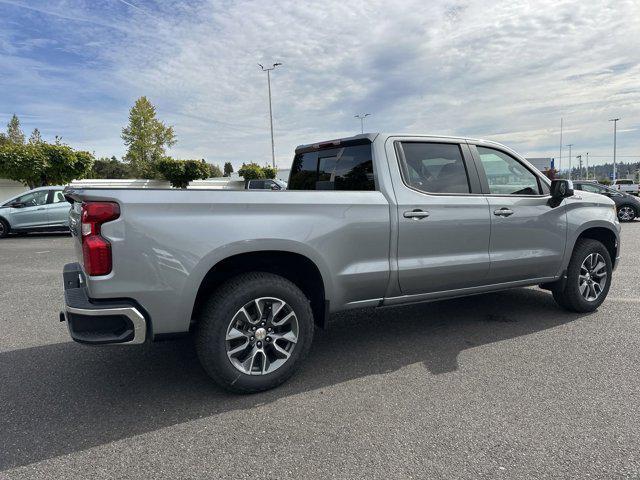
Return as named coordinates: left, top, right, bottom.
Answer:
left=550, top=179, right=574, bottom=199
left=270, top=184, right=280, bottom=190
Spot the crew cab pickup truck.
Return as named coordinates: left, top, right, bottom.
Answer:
left=611, top=179, right=639, bottom=196
left=61, top=133, right=621, bottom=393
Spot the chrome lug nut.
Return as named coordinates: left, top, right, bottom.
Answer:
left=266, top=337, right=271, bottom=342
left=250, top=336, right=255, bottom=341
left=257, top=341, right=262, bottom=348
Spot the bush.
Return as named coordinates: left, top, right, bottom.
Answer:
left=262, top=166, right=277, bottom=179
left=89, top=157, right=132, bottom=179
left=0, top=141, right=93, bottom=188
left=155, top=157, right=211, bottom=188
left=238, top=162, right=265, bottom=182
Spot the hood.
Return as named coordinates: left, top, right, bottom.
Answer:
left=574, top=190, right=616, bottom=206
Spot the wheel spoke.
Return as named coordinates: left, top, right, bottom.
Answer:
left=579, top=282, right=589, bottom=296
left=242, top=346, right=260, bottom=373
left=226, top=327, right=247, bottom=341
left=272, top=310, right=295, bottom=327
left=272, top=330, right=298, bottom=344
left=272, top=341, right=291, bottom=359
left=233, top=307, right=254, bottom=325
left=227, top=338, right=250, bottom=357
left=593, top=262, right=606, bottom=277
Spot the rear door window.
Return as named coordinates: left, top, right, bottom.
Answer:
left=288, top=141, right=375, bottom=191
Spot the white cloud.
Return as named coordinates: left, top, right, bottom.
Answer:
left=1, top=0, right=639, bottom=168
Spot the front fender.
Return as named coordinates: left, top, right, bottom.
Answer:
left=562, top=198, right=620, bottom=271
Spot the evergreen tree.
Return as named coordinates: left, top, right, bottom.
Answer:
left=7, top=114, right=25, bottom=144
left=223, top=161, right=234, bottom=177
left=121, top=96, right=176, bottom=178
left=29, top=128, right=43, bottom=144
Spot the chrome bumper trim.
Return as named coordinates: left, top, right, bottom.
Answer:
left=64, top=305, right=147, bottom=345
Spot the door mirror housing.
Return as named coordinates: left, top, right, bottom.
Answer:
left=550, top=179, right=574, bottom=199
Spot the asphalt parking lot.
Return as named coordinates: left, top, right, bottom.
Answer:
left=1, top=225, right=640, bottom=479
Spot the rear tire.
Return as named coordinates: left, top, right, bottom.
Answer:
left=0, top=218, right=9, bottom=238
left=196, top=272, right=314, bottom=393
left=552, top=239, right=612, bottom=313
left=617, top=205, right=636, bottom=222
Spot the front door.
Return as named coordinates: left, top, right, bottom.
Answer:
left=394, top=140, right=491, bottom=295
left=9, top=190, right=50, bottom=229
left=471, top=144, right=567, bottom=284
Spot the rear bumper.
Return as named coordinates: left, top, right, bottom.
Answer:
left=61, top=262, right=147, bottom=345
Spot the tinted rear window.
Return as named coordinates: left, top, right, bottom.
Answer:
left=288, top=142, right=375, bottom=191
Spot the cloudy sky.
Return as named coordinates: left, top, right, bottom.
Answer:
left=0, top=0, right=638, bottom=170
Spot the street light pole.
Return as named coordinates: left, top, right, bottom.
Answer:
left=259, top=62, right=282, bottom=169
left=576, top=155, right=582, bottom=179
left=609, top=118, right=620, bottom=182
left=559, top=117, right=563, bottom=174
left=354, top=113, right=370, bottom=134
left=566, top=144, right=573, bottom=180
left=585, top=152, right=589, bottom=180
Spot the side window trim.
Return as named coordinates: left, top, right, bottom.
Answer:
left=468, top=143, right=549, bottom=197
left=394, top=140, right=483, bottom=196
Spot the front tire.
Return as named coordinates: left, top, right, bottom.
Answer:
left=196, top=272, right=314, bottom=393
left=553, top=239, right=612, bottom=313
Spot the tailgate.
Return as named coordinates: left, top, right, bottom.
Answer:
left=68, top=198, right=84, bottom=264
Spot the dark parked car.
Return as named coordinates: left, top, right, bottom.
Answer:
left=573, top=181, right=640, bottom=222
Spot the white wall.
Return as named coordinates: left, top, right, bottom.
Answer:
left=0, top=179, right=28, bottom=203
left=69, top=178, right=246, bottom=189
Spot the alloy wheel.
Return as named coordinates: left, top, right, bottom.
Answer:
left=618, top=206, right=635, bottom=221
left=225, top=297, right=299, bottom=375
left=578, top=253, right=607, bottom=302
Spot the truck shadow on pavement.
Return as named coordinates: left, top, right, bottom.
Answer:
left=0, top=288, right=583, bottom=470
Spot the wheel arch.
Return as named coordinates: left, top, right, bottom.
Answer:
left=190, top=249, right=330, bottom=330
left=572, top=225, right=619, bottom=267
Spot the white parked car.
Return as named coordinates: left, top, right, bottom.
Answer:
left=611, top=179, right=639, bottom=196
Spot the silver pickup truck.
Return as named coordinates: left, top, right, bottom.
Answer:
left=61, top=133, right=621, bottom=393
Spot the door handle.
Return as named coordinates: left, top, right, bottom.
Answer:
left=403, top=209, right=430, bottom=219
left=37, top=207, right=46, bottom=211
left=493, top=207, right=514, bottom=217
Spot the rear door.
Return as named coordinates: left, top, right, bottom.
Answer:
left=393, top=139, right=491, bottom=295
left=45, top=189, right=70, bottom=226
left=470, top=143, right=567, bottom=283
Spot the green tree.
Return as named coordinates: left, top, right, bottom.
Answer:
left=38, top=143, right=94, bottom=185
left=0, top=133, right=8, bottom=146
left=155, top=158, right=211, bottom=188
left=7, top=114, right=25, bottom=144
left=88, top=156, right=132, bottom=179
left=0, top=142, right=94, bottom=188
left=28, top=128, right=43, bottom=144
left=223, top=161, right=234, bottom=177
left=262, top=165, right=277, bottom=179
left=121, top=96, right=176, bottom=178
left=0, top=143, right=46, bottom=188
left=209, top=163, right=223, bottom=177
left=238, top=162, right=266, bottom=183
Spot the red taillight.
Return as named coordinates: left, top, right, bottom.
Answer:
left=81, top=202, right=120, bottom=276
